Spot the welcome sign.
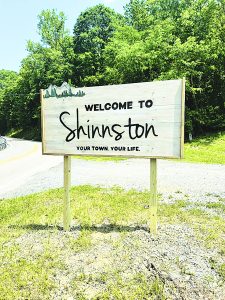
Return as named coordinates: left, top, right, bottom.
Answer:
left=41, top=79, right=185, bottom=158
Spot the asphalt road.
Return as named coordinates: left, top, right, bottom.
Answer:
left=0, top=137, right=224, bottom=199
left=0, top=137, right=62, bottom=196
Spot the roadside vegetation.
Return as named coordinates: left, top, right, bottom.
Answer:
left=74, top=155, right=127, bottom=162
left=183, top=131, right=225, bottom=164
left=0, top=0, right=224, bottom=140
left=72, top=131, right=225, bottom=164
left=5, top=128, right=225, bottom=164
left=1, top=186, right=224, bottom=299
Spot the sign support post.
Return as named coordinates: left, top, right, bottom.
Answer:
left=150, top=158, right=157, bottom=234
left=63, top=155, right=71, bottom=230
left=41, top=80, right=185, bottom=234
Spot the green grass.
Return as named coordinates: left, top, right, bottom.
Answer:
left=73, top=131, right=225, bottom=163
left=73, top=272, right=166, bottom=299
left=0, top=186, right=225, bottom=298
left=73, top=155, right=126, bottom=162
left=0, top=244, right=59, bottom=299
left=183, top=131, right=225, bottom=164
left=7, top=127, right=41, bottom=141
left=206, top=202, right=225, bottom=212
left=0, top=186, right=156, bottom=299
left=159, top=202, right=225, bottom=270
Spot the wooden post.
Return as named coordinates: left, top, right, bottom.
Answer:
left=40, top=89, right=45, bottom=154
left=63, top=155, right=71, bottom=230
left=180, top=77, right=185, bottom=158
left=150, top=158, right=157, bottom=234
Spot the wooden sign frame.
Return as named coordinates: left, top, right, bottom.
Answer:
left=40, top=78, right=185, bottom=234
left=41, top=79, right=185, bottom=159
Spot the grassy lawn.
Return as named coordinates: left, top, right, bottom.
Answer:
left=73, top=132, right=225, bottom=164
left=183, top=131, right=225, bottom=164
left=74, top=155, right=126, bottom=162
left=0, top=186, right=224, bottom=299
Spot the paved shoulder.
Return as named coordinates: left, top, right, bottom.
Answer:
left=0, top=137, right=62, bottom=196
left=1, top=154, right=224, bottom=199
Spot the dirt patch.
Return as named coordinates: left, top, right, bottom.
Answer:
left=10, top=223, right=225, bottom=299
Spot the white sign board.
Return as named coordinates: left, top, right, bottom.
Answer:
left=41, top=79, right=185, bottom=158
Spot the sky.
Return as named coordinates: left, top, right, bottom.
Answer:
left=0, top=0, right=130, bottom=72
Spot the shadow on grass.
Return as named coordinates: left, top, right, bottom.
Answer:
left=9, top=223, right=149, bottom=233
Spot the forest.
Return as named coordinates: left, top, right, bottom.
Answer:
left=0, top=0, right=224, bottom=140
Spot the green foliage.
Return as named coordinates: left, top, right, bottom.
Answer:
left=1, top=9, right=75, bottom=135
left=0, top=1, right=224, bottom=137
left=109, top=0, right=225, bottom=135
left=0, top=70, right=18, bottom=133
left=37, top=9, right=69, bottom=49
left=0, top=70, right=17, bottom=94
left=73, top=4, right=124, bottom=86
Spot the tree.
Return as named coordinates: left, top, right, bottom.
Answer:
left=124, top=0, right=181, bottom=31
left=1, top=2, right=224, bottom=138
left=108, top=0, right=225, bottom=135
left=37, top=9, right=69, bottom=49
left=0, top=70, right=18, bottom=133
left=124, top=0, right=152, bottom=31
left=103, top=18, right=175, bottom=83
left=1, top=9, right=75, bottom=139
left=73, top=4, right=124, bottom=86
